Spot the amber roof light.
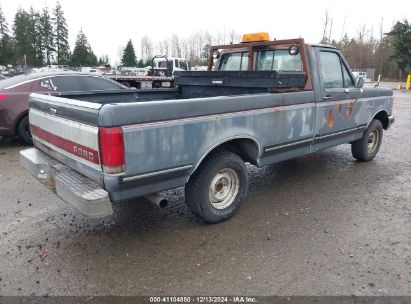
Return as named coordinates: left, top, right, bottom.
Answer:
left=241, top=32, right=270, bottom=43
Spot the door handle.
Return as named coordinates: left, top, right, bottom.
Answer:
left=344, top=88, right=353, bottom=93
left=323, top=95, right=334, bottom=100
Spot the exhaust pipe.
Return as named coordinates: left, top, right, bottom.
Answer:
left=144, top=194, right=168, bottom=209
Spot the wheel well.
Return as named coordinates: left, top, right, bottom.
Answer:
left=373, top=111, right=389, bottom=130
left=196, top=138, right=260, bottom=170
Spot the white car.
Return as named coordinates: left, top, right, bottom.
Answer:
left=352, top=71, right=367, bottom=80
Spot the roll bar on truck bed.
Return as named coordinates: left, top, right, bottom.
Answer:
left=207, top=35, right=313, bottom=90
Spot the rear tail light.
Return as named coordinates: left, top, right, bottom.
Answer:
left=0, top=94, right=7, bottom=101
left=99, top=127, right=125, bottom=174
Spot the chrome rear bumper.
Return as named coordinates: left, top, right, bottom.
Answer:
left=20, top=148, right=113, bottom=218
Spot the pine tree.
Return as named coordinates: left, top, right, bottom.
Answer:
left=0, top=5, right=15, bottom=66
left=200, top=44, right=210, bottom=65
left=14, top=8, right=36, bottom=66
left=52, top=2, right=70, bottom=65
left=70, top=29, right=97, bottom=67
left=29, top=7, right=44, bottom=66
left=40, top=7, right=55, bottom=65
left=386, top=20, right=411, bottom=74
left=121, top=39, right=137, bottom=67
left=12, top=7, right=44, bottom=67
left=99, top=55, right=109, bottom=66
left=0, top=5, right=8, bottom=40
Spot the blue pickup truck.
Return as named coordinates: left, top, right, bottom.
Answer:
left=20, top=34, right=394, bottom=223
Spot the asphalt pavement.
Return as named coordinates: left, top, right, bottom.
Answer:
left=0, top=90, right=410, bottom=296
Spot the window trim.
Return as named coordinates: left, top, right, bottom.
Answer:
left=239, top=52, right=248, bottom=71
left=340, top=58, right=354, bottom=88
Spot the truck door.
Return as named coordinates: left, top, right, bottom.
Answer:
left=314, top=48, right=362, bottom=150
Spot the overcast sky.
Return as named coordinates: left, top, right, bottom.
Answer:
left=0, top=0, right=409, bottom=65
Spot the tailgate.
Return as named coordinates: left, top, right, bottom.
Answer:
left=29, top=93, right=103, bottom=173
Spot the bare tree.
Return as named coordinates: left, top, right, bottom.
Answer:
left=321, top=9, right=332, bottom=43
left=339, top=16, right=346, bottom=43
left=377, top=18, right=384, bottom=76
left=203, top=30, right=213, bottom=47
left=180, top=39, right=189, bottom=60
left=328, top=18, right=333, bottom=43
left=157, top=39, right=169, bottom=56
left=214, top=30, right=226, bottom=45
left=227, top=30, right=241, bottom=44
left=170, top=34, right=181, bottom=57
left=140, top=35, right=153, bottom=62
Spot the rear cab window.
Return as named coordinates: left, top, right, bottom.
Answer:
left=219, top=52, right=249, bottom=71
left=254, top=49, right=302, bottom=71
left=218, top=49, right=302, bottom=72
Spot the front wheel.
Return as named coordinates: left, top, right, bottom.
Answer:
left=185, top=151, right=248, bottom=223
left=351, top=119, right=383, bottom=162
left=17, top=116, right=33, bottom=145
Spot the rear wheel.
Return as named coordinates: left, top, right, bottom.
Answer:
left=351, top=119, right=383, bottom=162
left=17, top=116, right=33, bottom=145
left=185, top=151, right=248, bottom=223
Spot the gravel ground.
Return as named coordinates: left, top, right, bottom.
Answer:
left=0, top=91, right=409, bottom=296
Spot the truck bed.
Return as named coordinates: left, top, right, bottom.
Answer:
left=28, top=70, right=310, bottom=127
left=30, top=88, right=314, bottom=128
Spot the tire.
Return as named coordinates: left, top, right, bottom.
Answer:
left=17, top=116, right=33, bottom=145
left=351, top=119, right=383, bottom=162
left=185, top=151, right=249, bottom=223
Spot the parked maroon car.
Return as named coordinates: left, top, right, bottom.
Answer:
left=0, top=72, right=127, bottom=144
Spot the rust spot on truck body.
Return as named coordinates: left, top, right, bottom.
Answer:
left=348, top=102, right=354, bottom=119
left=337, top=104, right=343, bottom=117
left=327, top=110, right=334, bottom=128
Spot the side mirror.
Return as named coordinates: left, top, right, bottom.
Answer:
left=355, top=76, right=364, bottom=88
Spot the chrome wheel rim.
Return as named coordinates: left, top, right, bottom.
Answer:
left=367, top=130, right=379, bottom=154
left=209, top=168, right=240, bottom=210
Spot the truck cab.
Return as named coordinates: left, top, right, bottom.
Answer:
left=153, top=57, right=190, bottom=76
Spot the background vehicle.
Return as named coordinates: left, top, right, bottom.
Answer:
left=0, top=72, right=127, bottom=144
left=352, top=71, right=367, bottom=80
left=21, top=35, right=394, bottom=223
left=153, top=56, right=190, bottom=75
left=80, top=67, right=103, bottom=75
left=108, top=56, right=189, bottom=89
left=107, top=74, right=173, bottom=89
